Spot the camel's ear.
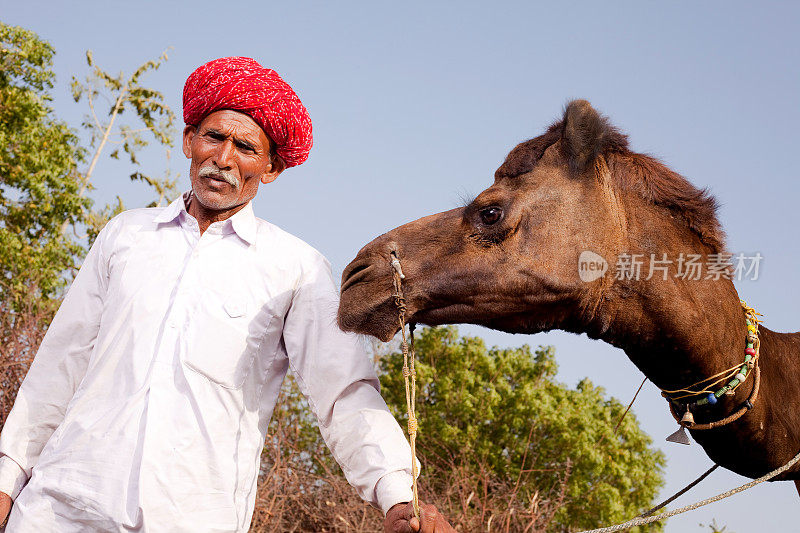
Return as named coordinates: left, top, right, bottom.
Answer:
left=561, top=99, right=627, bottom=174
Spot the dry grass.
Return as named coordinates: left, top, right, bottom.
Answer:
left=0, top=284, right=55, bottom=428
left=249, top=390, right=570, bottom=533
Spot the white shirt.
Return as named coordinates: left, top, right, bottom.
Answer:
left=0, top=193, right=413, bottom=532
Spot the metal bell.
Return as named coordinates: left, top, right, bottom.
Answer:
left=681, top=409, right=695, bottom=427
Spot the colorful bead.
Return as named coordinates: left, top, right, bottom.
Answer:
left=664, top=303, right=761, bottom=417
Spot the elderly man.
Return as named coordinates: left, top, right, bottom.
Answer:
left=0, top=57, right=453, bottom=532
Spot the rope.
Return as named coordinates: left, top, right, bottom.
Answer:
left=392, top=255, right=421, bottom=519
left=661, top=364, right=742, bottom=399
left=576, top=301, right=785, bottom=533
left=661, top=301, right=762, bottom=400
left=577, top=449, right=800, bottom=533
left=639, top=465, right=719, bottom=517
left=667, top=362, right=760, bottom=431
left=614, top=378, right=647, bottom=434
left=595, top=378, right=648, bottom=454
left=663, top=300, right=762, bottom=430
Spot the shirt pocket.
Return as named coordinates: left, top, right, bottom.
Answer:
left=184, top=294, right=274, bottom=389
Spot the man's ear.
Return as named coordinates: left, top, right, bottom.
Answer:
left=261, top=155, right=286, bottom=184
left=182, top=125, right=196, bottom=159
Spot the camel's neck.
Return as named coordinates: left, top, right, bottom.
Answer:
left=575, top=186, right=753, bottom=393
left=586, top=273, right=748, bottom=392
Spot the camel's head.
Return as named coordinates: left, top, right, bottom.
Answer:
left=338, top=100, right=723, bottom=341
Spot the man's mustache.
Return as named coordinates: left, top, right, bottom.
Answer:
left=198, top=166, right=239, bottom=190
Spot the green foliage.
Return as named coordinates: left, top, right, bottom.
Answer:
left=0, top=22, right=88, bottom=305
left=70, top=47, right=179, bottom=242
left=378, top=327, right=666, bottom=532
left=267, top=373, right=333, bottom=471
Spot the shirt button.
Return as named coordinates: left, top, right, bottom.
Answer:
left=168, top=320, right=177, bottom=328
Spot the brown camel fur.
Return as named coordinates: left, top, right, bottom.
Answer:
left=338, top=100, right=800, bottom=486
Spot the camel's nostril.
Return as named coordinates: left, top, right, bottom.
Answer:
left=341, top=262, right=373, bottom=292
left=347, top=262, right=370, bottom=279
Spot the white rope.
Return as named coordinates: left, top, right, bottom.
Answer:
left=578, top=449, right=800, bottom=533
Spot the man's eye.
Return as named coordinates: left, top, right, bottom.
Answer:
left=479, top=207, right=503, bottom=225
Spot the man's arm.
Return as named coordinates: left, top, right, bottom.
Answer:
left=281, top=251, right=416, bottom=513
left=0, top=221, right=113, bottom=512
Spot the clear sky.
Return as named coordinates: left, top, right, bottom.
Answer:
left=3, top=1, right=799, bottom=531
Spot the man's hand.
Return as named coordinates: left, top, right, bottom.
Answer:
left=0, top=491, right=11, bottom=526
left=384, top=501, right=456, bottom=533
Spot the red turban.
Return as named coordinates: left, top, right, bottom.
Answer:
left=183, top=57, right=312, bottom=167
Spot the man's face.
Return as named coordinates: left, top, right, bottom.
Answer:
left=182, top=109, right=284, bottom=211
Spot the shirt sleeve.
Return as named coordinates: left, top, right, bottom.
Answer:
left=0, top=223, right=113, bottom=500
left=281, top=252, right=415, bottom=514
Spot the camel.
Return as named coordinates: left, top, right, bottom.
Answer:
left=337, top=100, right=800, bottom=497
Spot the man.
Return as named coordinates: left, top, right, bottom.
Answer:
left=0, top=57, right=453, bottom=532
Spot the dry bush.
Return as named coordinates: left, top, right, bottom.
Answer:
left=249, top=384, right=570, bottom=533
left=414, top=445, right=571, bottom=533
left=0, top=284, right=56, bottom=428
left=249, top=376, right=384, bottom=532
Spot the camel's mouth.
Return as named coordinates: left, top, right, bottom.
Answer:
left=338, top=280, right=402, bottom=341
left=339, top=274, right=492, bottom=341
left=338, top=274, right=471, bottom=341
left=412, top=304, right=477, bottom=328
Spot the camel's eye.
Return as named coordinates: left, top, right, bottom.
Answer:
left=479, top=206, right=503, bottom=225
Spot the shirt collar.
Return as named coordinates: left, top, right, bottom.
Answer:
left=153, top=192, right=189, bottom=224
left=153, top=191, right=257, bottom=246
left=228, top=201, right=257, bottom=245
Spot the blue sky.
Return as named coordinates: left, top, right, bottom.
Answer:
left=3, top=1, right=799, bottom=530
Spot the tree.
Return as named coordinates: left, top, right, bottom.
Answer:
left=0, top=22, right=88, bottom=306
left=378, top=327, right=666, bottom=532
left=0, top=22, right=89, bottom=426
left=70, top=48, right=179, bottom=243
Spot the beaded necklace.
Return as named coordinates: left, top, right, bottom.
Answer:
left=662, top=300, right=761, bottom=430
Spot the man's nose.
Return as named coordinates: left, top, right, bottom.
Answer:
left=213, top=139, right=235, bottom=169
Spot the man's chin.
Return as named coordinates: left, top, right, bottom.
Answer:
left=191, top=188, right=241, bottom=211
